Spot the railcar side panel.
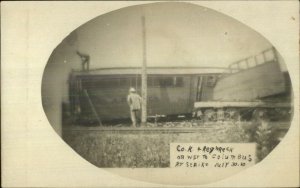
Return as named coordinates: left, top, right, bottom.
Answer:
left=73, top=75, right=194, bottom=121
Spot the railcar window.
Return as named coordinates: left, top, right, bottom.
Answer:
left=82, top=78, right=128, bottom=89
left=119, top=78, right=130, bottom=87
left=98, top=78, right=120, bottom=88
left=130, top=77, right=141, bottom=87
left=81, top=76, right=184, bottom=89
left=146, top=76, right=184, bottom=87
left=147, top=77, right=154, bottom=87
left=146, top=77, right=159, bottom=87
left=158, top=77, right=173, bottom=87
left=81, top=78, right=94, bottom=89
left=153, top=77, right=160, bottom=87
left=174, top=77, right=184, bottom=87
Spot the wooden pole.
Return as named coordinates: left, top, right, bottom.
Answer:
left=141, top=16, right=147, bottom=125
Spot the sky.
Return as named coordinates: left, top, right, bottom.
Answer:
left=60, top=2, right=273, bottom=69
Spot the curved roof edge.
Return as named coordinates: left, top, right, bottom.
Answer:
left=71, top=66, right=227, bottom=76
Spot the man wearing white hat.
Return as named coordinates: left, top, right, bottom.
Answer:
left=127, top=87, right=142, bottom=127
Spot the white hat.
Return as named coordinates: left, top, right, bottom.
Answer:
left=129, top=87, right=136, bottom=92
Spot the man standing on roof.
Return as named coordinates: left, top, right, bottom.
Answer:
left=76, top=50, right=90, bottom=71
left=127, top=87, right=142, bottom=127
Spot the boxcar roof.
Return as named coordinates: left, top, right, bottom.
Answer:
left=71, top=67, right=227, bottom=76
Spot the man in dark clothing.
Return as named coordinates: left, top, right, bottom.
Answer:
left=76, top=51, right=90, bottom=71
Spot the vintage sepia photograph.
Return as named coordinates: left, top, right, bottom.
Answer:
left=2, top=1, right=299, bottom=187
left=41, top=2, right=293, bottom=170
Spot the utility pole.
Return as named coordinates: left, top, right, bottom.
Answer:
left=141, top=15, right=147, bottom=126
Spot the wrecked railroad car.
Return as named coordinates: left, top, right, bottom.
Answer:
left=68, top=67, right=223, bottom=123
left=68, top=48, right=292, bottom=124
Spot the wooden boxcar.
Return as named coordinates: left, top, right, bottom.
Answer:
left=68, top=67, right=223, bottom=122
